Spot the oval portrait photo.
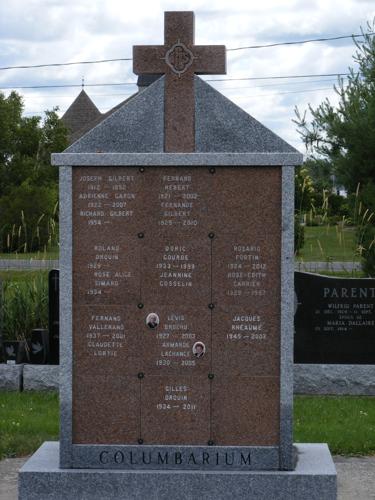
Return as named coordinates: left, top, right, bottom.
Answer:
left=192, top=341, right=206, bottom=358
left=146, top=313, right=159, bottom=329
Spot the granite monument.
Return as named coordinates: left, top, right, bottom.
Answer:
left=19, top=11, right=336, bottom=500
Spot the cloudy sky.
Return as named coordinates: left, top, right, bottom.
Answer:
left=1, top=0, right=374, bottom=152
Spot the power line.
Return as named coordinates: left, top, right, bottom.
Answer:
left=207, top=78, right=344, bottom=91
left=18, top=79, right=344, bottom=98
left=0, top=58, right=132, bottom=71
left=227, top=32, right=375, bottom=51
left=18, top=78, right=344, bottom=98
left=0, top=32, right=373, bottom=71
left=206, top=73, right=352, bottom=82
left=0, top=82, right=137, bottom=90
left=21, top=85, right=346, bottom=114
left=20, top=92, right=136, bottom=98
left=0, top=72, right=353, bottom=90
left=234, top=86, right=340, bottom=98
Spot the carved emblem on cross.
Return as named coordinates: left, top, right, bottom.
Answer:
left=133, top=11, right=226, bottom=152
left=164, top=40, right=196, bottom=77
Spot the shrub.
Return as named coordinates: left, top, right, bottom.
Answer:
left=358, top=224, right=375, bottom=277
left=294, top=217, right=305, bottom=255
left=1, top=273, right=48, bottom=341
left=0, top=184, right=58, bottom=253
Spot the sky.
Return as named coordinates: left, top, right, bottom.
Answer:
left=1, top=0, right=374, bottom=152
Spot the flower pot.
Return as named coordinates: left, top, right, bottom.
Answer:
left=27, top=329, right=50, bottom=364
left=2, top=341, right=27, bottom=364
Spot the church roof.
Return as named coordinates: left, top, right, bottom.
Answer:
left=61, top=90, right=102, bottom=144
left=61, top=76, right=300, bottom=156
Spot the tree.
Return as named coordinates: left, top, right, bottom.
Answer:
left=0, top=91, right=68, bottom=252
left=294, top=22, right=375, bottom=274
left=303, top=158, right=335, bottom=193
left=294, top=22, right=375, bottom=199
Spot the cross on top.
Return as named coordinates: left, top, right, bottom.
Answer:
left=133, top=11, right=226, bottom=152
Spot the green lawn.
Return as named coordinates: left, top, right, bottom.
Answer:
left=297, top=225, right=360, bottom=262
left=0, top=391, right=59, bottom=459
left=294, top=396, right=375, bottom=455
left=1, top=392, right=375, bottom=459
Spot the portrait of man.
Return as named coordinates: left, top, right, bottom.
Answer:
left=192, top=341, right=205, bottom=358
left=146, top=313, right=159, bottom=329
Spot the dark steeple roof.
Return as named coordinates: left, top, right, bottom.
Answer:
left=61, top=90, right=102, bottom=144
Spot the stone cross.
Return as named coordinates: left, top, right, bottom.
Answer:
left=133, top=11, right=226, bottom=152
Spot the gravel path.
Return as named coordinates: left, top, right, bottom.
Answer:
left=0, top=259, right=59, bottom=270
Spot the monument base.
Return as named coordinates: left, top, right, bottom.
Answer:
left=19, top=442, right=336, bottom=500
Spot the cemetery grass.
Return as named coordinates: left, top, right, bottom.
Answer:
left=0, top=391, right=58, bottom=459
left=295, top=396, right=375, bottom=455
left=296, top=225, right=360, bottom=262
left=0, top=270, right=48, bottom=283
left=1, top=393, right=375, bottom=458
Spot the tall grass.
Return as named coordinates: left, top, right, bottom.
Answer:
left=296, top=182, right=375, bottom=274
left=1, top=273, right=48, bottom=342
left=351, top=183, right=375, bottom=276
left=1, top=202, right=59, bottom=255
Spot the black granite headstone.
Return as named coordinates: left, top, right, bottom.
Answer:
left=294, top=271, right=375, bottom=364
left=48, top=269, right=59, bottom=364
left=0, top=279, right=4, bottom=363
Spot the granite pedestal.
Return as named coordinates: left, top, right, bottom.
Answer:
left=23, top=10, right=338, bottom=500
left=0, top=363, right=23, bottom=391
left=19, top=442, right=336, bottom=500
left=23, top=365, right=59, bottom=391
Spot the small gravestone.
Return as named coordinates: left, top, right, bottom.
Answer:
left=295, top=271, right=375, bottom=364
left=19, top=11, right=336, bottom=500
left=48, top=269, right=60, bottom=364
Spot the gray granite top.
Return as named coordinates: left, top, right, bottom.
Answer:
left=195, top=77, right=297, bottom=153
left=52, top=152, right=302, bottom=166
left=55, top=75, right=302, bottom=160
